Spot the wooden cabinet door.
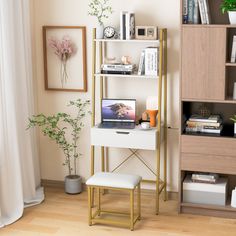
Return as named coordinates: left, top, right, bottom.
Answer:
left=181, top=27, right=226, bottom=100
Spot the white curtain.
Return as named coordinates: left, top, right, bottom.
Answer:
left=0, top=0, right=44, bottom=227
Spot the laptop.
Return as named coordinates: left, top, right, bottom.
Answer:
left=98, top=99, right=136, bottom=129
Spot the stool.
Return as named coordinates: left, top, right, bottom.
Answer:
left=86, top=172, right=142, bottom=230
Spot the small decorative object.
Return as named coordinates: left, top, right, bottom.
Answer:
left=146, top=96, right=158, bottom=127
left=141, top=111, right=149, bottom=121
left=198, top=104, right=211, bottom=117
left=88, top=0, right=113, bottom=39
left=233, top=82, right=236, bottom=99
left=141, top=122, right=150, bottom=129
left=121, top=56, right=131, bottom=65
left=103, top=26, right=116, bottom=39
left=230, top=114, right=236, bottom=134
left=27, top=99, right=90, bottom=194
left=231, top=187, right=236, bottom=208
left=43, top=26, right=87, bottom=92
left=220, top=0, right=236, bottom=24
left=135, top=26, right=158, bottom=40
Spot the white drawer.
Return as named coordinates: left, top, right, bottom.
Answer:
left=91, top=126, right=158, bottom=150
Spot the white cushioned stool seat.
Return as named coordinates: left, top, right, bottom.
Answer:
left=86, top=172, right=142, bottom=189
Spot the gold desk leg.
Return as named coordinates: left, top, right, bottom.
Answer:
left=130, top=189, right=134, bottom=231
left=88, top=186, right=92, bottom=226
left=138, top=183, right=141, bottom=220
left=156, top=28, right=164, bottom=215
left=163, top=29, right=168, bottom=201
left=97, top=188, right=101, bottom=216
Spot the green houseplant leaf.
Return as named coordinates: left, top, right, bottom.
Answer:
left=221, top=0, right=236, bottom=14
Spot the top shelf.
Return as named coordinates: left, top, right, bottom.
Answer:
left=182, top=24, right=236, bottom=28
left=94, top=39, right=160, bottom=44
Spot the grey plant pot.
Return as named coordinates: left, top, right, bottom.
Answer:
left=65, top=175, right=82, bottom=194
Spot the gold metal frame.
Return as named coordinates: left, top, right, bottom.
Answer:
left=91, top=28, right=168, bottom=215
left=87, top=183, right=141, bottom=231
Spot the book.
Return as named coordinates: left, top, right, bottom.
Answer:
left=183, top=0, right=188, bottom=24
left=198, top=0, right=207, bottom=24
left=193, top=0, right=200, bottom=24
left=125, top=12, right=135, bottom=40
left=120, top=11, right=127, bottom=40
left=186, top=125, right=223, bottom=134
left=188, top=0, right=194, bottom=24
left=203, top=0, right=211, bottom=24
left=144, top=47, right=158, bottom=76
left=186, top=120, right=222, bottom=127
left=231, top=35, right=236, bottom=63
left=188, top=114, right=221, bottom=123
left=138, top=50, right=145, bottom=75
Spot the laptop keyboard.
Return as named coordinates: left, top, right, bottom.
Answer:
left=99, top=122, right=135, bottom=129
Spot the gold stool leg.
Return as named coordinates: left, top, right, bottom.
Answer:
left=88, top=186, right=92, bottom=226
left=130, top=189, right=134, bottom=231
left=97, top=187, right=101, bottom=216
left=137, top=183, right=141, bottom=220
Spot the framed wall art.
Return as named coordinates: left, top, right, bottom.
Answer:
left=43, top=26, right=87, bottom=92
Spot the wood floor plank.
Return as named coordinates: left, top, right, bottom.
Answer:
left=1, top=186, right=236, bottom=235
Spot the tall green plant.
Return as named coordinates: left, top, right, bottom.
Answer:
left=221, top=0, right=236, bottom=14
left=88, top=0, right=113, bottom=25
left=27, top=99, right=90, bottom=176
left=230, top=114, right=236, bottom=123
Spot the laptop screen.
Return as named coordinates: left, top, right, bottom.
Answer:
left=102, top=99, right=136, bottom=122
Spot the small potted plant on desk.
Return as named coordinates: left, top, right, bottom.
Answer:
left=221, top=0, right=236, bottom=24
left=27, top=99, right=90, bottom=194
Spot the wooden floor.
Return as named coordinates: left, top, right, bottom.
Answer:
left=1, top=186, right=236, bottom=236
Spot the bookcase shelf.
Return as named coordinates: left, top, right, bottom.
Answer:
left=95, top=73, right=158, bottom=79
left=94, top=39, right=160, bottom=44
left=180, top=0, right=236, bottom=218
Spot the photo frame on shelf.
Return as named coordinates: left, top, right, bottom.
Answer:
left=43, top=26, right=87, bottom=92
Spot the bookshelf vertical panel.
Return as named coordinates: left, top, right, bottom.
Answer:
left=182, top=27, right=226, bottom=100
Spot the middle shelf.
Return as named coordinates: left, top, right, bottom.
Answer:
left=95, top=73, right=158, bottom=79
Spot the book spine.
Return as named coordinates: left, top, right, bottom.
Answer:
left=126, top=13, right=130, bottom=40
left=183, top=0, right=188, bottom=24
left=188, top=0, right=194, bottom=24
left=231, top=35, right=236, bottom=63
left=198, top=0, right=207, bottom=24
left=203, top=0, right=211, bottom=24
left=186, top=121, right=221, bottom=127
left=193, top=0, right=200, bottom=24
left=120, top=12, right=123, bottom=39
left=138, top=50, right=145, bottom=75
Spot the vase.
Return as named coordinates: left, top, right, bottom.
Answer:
left=228, top=11, right=236, bottom=24
left=96, top=24, right=104, bottom=39
left=65, top=175, right=82, bottom=194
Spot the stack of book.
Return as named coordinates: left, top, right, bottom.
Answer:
left=185, top=114, right=223, bottom=134
left=183, top=0, right=211, bottom=24
left=191, top=173, right=219, bottom=184
left=138, top=47, right=158, bottom=76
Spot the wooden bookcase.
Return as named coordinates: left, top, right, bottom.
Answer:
left=180, top=0, right=236, bottom=218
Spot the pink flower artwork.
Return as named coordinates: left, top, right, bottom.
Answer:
left=48, top=35, right=77, bottom=87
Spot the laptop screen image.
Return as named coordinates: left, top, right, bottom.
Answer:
left=101, top=99, right=136, bottom=122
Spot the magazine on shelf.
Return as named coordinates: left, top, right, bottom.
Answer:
left=188, top=114, right=221, bottom=123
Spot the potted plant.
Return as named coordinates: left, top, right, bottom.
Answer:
left=221, top=0, right=236, bottom=24
left=230, top=114, right=236, bottom=135
left=27, top=99, right=90, bottom=194
left=88, top=0, right=113, bottom=39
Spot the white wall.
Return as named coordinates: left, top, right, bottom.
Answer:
left=33, top=0, right=180, bottom=191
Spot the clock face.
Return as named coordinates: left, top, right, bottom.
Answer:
left=104, top=26, right=115, bottom=39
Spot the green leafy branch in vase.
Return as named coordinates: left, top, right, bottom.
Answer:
left=88, top=0, right=113, bottom=25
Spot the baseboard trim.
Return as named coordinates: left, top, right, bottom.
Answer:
left=41, top=179, right=178, bottom=200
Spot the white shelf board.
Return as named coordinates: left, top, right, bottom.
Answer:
left=95, top=73, right=158, bottom=79
left=94, top=39, right=160, bottom=45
